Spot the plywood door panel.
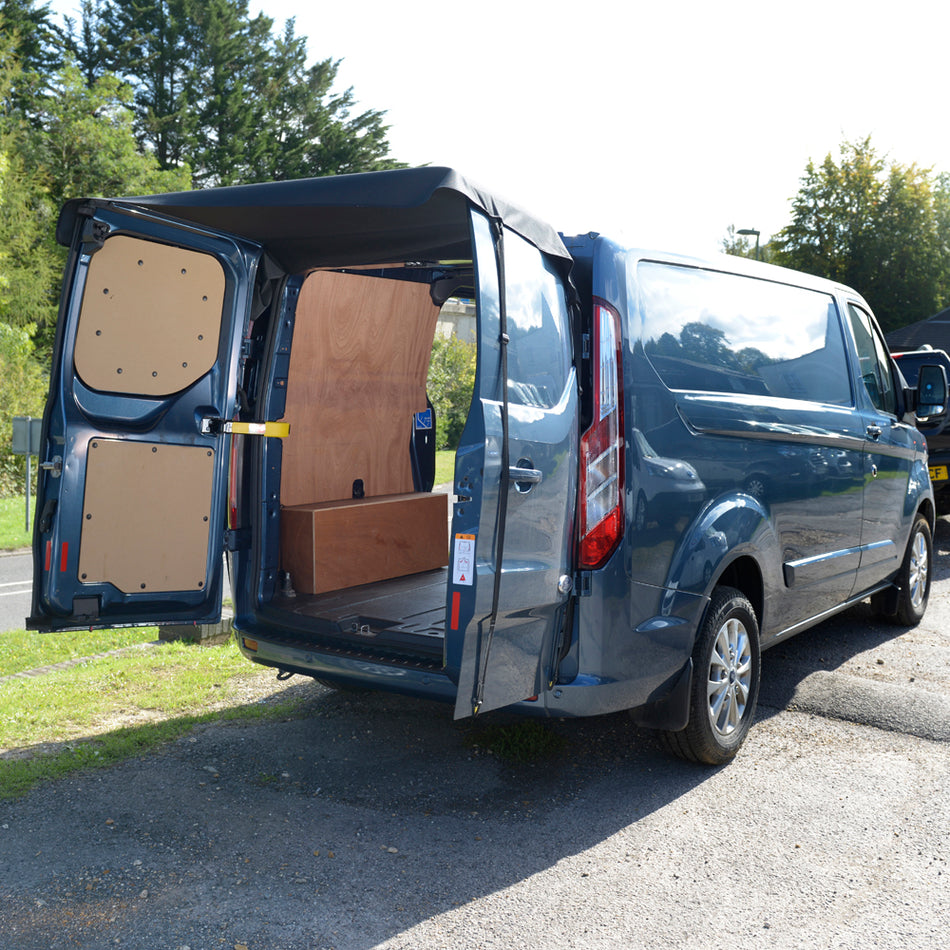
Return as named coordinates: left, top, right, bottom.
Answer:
left=74, top=236, right=224, bottom=396
left=78, top=439, right=214, bottom=593
left=281, top=271, right=440, bottom=507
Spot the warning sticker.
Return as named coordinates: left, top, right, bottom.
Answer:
left=414, top=408, right=433, bottom=430
left=452, top=534, right=475, bottom=586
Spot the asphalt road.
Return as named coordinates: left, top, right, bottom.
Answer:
left=0, top=550, right=33, bottom=633
left=0, top=553, right=233, bottom=634
left=1, top=525, right=949, bottom=949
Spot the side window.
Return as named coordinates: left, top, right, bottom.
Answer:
left=847, top=303, right=897, bottom=415
left=638, top=262, right=852, bottom=406
left=502, top=229, right=572, bottom=409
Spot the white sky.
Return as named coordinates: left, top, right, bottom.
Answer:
left=51, top=0, right=950, bottom=255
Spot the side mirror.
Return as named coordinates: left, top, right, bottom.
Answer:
left=916, top=363, right=949, bottom=423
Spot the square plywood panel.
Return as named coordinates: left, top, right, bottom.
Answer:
left=74, top=235, right=225, bottom=396
left=78, top=439, right=215, bottom=593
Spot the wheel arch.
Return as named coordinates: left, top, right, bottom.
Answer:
left=665, top=493, right=773, bottom=611
left=917, top=495, right=936, bottom=534
left=715, top=555, right=764, bottom=633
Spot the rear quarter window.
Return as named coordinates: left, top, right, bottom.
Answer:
left=638, top=262, right=852, bottom=406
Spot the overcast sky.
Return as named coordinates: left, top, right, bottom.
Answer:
left=52, top=0, right=950, bottom=255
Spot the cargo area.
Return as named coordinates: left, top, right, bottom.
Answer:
left=258, top=266, right=467, bottom=663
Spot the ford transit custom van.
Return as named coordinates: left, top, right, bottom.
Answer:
left=30, top=167, right=946, bottom=763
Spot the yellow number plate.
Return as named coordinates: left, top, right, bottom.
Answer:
left=929, top=465, right=948, bottom=482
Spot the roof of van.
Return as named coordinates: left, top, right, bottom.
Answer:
left=56, top=166, right=572, bottom=275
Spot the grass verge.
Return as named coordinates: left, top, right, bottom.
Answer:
left=0, top=632, right=307, bottom=799
left=0, top=495, right=33, bottom=551
left=0, top=627, right=159, bottom=676
left=435, top=449, right=454, bottom=486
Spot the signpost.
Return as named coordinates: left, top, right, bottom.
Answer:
left=12, top=415, right=43, bottom=532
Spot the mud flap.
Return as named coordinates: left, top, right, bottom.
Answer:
left=629, top=659, right=693, bottom=731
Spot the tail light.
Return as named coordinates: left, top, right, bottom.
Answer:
left=579, top=300, right=624, bottom=569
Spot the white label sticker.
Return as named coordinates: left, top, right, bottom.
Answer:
left=452, top=534, right=475, bottom=586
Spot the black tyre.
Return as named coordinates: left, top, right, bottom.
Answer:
left=662, top=586, right=761, bottom=765
left=876, top=515, right=932, bottom=627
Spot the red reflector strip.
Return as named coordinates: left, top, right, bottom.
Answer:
left=450, top=591, right=461, bottom=630
left=45, top=540, right=52, bottom=571
left=60, top=542, right=69, bottom=573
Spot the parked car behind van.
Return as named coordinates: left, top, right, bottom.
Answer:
left=894, top=347, right=950, bottom=514
left=29, top=168, right=948, bottom=764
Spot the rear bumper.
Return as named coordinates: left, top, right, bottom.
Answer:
left=235, top=630, right=458, bottom=704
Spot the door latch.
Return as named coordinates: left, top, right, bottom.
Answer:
left=39, top=455, right=63, bottom=478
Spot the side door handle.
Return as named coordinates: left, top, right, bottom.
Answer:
left=509, top=462, right=543, bottom=493
left=866, top=424, right=883, bottom=440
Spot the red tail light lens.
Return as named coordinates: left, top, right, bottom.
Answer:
left=579, top=301, right=624, bottom=569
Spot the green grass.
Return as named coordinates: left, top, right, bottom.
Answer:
left=0, top=495, right=33, bottom=551
left=435, top=450, right=455, bottom=486
left=0, top=627, right=160, bottom=676
left=0, top=632, right=306, bottom=799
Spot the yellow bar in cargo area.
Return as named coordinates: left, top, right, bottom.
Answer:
left=225, top=421, right=290, bottom=438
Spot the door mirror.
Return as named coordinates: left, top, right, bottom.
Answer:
left=916, top=363, right=949, bottom=422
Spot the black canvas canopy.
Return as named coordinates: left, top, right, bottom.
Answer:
left=57, top=166, right=572, bottom=276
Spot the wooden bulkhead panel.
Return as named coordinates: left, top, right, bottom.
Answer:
left=278, top=269, right=448, bottom=596
left=280, top=270, right=441, bottom=507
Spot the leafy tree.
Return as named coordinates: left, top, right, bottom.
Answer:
left=15, top=59, right=191, bottom=355
left=0, top=26, right=59, bottom=340
left=98, top=0, right=195, bottom=169
left=61, top=0, right=111, bottom=86
left=0, top=99, right=50, bottom=493
left=0, top=319, right=48, bottom=496
left=186, top=0, right=263, bottom=186
left=1, top=0, right=62, bottom=116
left=90, top=0, right=404, bottom=186
left=427, top=334, right=476, bottom=450
left=771, top=137, right=950, bottom=330
left=28, top=61, right=192, bottom=212
left=0, top=145, right=58, bottom=334
left=247, top=19, right=404, bottom=184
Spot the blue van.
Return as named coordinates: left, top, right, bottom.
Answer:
left=30, top=168, right=947, bottom=763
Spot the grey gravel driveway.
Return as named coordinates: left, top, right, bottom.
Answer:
left=2, top=520, right=949, bottom=950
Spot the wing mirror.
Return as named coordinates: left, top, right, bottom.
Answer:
left=915, top=363, right=949, bottom=423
